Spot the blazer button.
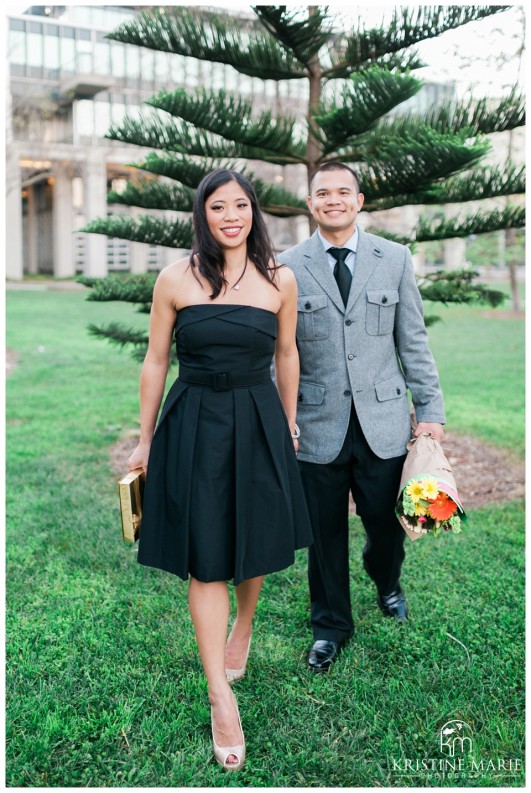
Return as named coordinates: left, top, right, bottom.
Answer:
left=345, top=319, right=352, bottom=326
left=396, top=387, right=401, bottom=394
left=344, top=389, right=352, bottom=397
left=348, top=354, right=354, bottom=360
left=382, top=295, right=388, bottom=304
left=304, top=301, right=311, bottom=310
left=298, top=393, right=304, bottom=402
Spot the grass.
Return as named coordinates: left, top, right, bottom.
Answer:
left=427, top=302, right=525, bottom=458
left=6, top=290, right=525, bottom=787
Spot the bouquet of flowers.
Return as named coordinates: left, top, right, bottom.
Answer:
left=396, top=433, right=465, bottom=541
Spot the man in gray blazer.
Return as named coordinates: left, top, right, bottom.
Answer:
left=278, top=162, right=445, bottom=671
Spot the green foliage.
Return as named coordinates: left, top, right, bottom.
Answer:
left=416, top=205, right=525, bottom=241
left=6, top=291, right=524, bottom=786
left=418, top=269, right=505, bottom=307
left=377, top=164, right=526, bottom=208
left=106, top=111, right=306, bottom=165
left=107, top=6, right=306, bottom=80
left=99, top=5, right=524, bottom=226
left=334, top=5, right=509, bottom=74
left=355, top=128, right=489, bottom=207
left=81, top=214, right=194, bottom=249
left=79, top=274, right=156, bottom=360
left=108, top=179, right=195, bottom=212
left=146, top=87, right=303, bottom=157
left=129, top=153, right=306, bottom=216
left=88, top=322, right=150, bottom=360
left=80, top=272, right=157, bottom=305
left=253, top=5, right=332, bottom=67
left=315, top=68, right=423, bottom=153
left=83, top=4, right=525, bottom=345
left=466, top=228, right=525, bottom=269
left=131, top=152, right=239, bottom=186
left=420, top=90, right=525, bottom=136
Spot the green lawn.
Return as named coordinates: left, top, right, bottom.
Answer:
left=427, top=302, right=525, bottom=457
left=6, top=290, right=525, bottom=787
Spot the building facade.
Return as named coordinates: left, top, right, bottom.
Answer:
left=6, top=6, right=524, bottom=280
left=6, top=4, right=312, bottom=279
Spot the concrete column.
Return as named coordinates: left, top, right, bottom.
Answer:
left=129, top=207, right=147, bottom=273
left=53, top=162, right=75, bottom=277
left=442, top=203, right=466, bottom=269
left=83, top=150, right=107, bottom=277
left=442, top=237, right=467, bottom=270
left=26, top=185, right=39, bottom=275
left=5, top=149, right=24, bottom=280
left=412, top=248, right=425, bottom=277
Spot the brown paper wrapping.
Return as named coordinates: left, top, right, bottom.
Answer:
left=118, top=468, right=145, bottom=543
left=396, top=433, right=465, bottom=542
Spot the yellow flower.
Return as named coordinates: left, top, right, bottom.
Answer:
left=421, top=478, right=439, bottom=500
left=414, top=502, right=428, bottom=516
left=405, top=480, right=424, bottom=503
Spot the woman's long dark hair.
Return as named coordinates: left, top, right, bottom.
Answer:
left=190, top=169, right=278, bottom=299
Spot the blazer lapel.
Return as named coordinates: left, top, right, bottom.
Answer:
left=302, top=232, right=345, bottom=313
left=346, top=228, right=381, bottom=311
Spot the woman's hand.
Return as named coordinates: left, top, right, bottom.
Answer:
left=292, top=437, right=299, bottom=455
left=127, top=441, right=151, bottom=474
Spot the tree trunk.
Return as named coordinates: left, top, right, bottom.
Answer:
left=306, top=6, right=322, bottom=235
left=505, top=227, right=521, bottom=312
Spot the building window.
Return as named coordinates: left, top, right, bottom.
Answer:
left=43, top=24, right=60, bottom=78
left=27, top=21, right=43, bottom=78
left=75, top=100, right=95, bottom=139
left=9, top=20, right=26, bottom=76
left=186, top=57, right=199, bottom=88
left=111, top=42, right=126, bottom=79
left=140, top=49, right=155, bottom=91
left=76, top=28, right=92, bottom=74
left=61, top=26, right=76, bottom=76
left=126, top=46, right=140, bottom=86
left=155, top=51, right=168, bottom=85
left=94, top=100, right=112, bottom=138
left=95, top=34, right=110, bottom=75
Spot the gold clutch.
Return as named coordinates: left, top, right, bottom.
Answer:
left=118, top=468, right=145, bottom=543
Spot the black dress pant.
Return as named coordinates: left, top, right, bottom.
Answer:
left=298, top=405, right=407, bottom=642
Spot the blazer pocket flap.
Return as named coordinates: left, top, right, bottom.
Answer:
left=375, top=375, right=406, bottom=402
left=366, top=289, right=399, bottom=307
left=297, top=294, right=328, bottom=313
left=298, top=381, right=325, bottom=406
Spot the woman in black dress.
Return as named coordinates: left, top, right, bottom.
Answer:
left=127, top=170, right=312, bottom=771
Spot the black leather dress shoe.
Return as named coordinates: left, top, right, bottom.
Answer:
left=377, top=588, right=409, bottom=622
left=307, top=638, right=348, bottom=672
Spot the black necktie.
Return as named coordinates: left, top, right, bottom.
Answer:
left=329, top=247, right=352, bottom=306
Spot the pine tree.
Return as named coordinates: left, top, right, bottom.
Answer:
left=80, top=4, right=525, bottom=359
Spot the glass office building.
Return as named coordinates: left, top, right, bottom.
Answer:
left=8, top=6, right=513, bottom=279
left=6, top=5, right=310, bottom=278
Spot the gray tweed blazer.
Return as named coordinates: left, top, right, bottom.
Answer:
left=278, top=228, right=445, bottom=463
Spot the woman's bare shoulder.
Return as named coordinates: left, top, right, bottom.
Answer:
left=157, top=256, right=191, bottom=283
left=272, top=261, right=297, bottom=291
left=152, top=257, right=192, bottom=307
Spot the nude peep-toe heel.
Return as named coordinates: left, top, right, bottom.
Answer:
left=211, top=704, right=246, bottom=771
left=225, top=637, right=251, bottom=684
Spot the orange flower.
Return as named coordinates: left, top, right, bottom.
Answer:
left=428, top=492, right=458, bottom=521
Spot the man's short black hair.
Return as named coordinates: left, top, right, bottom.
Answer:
left=309, top=162, right=361, bottom=193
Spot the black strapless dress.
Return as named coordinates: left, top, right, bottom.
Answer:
left=138, top=304, right=312, bottom=585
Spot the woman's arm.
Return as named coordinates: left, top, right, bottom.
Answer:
left=273, top=266, right=300, bottom=451
left=127, top=267, right=177, bottom=472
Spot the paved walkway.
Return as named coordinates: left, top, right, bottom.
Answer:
left=6, top=279, right=87, bottom=291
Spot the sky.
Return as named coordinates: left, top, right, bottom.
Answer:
left=4, top=1, right=526, bottom=99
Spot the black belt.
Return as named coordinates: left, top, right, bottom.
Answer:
left=178, top=366, right=271, bottom=392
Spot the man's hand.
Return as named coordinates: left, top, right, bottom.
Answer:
left=414, top=422, right=444, bottom=442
